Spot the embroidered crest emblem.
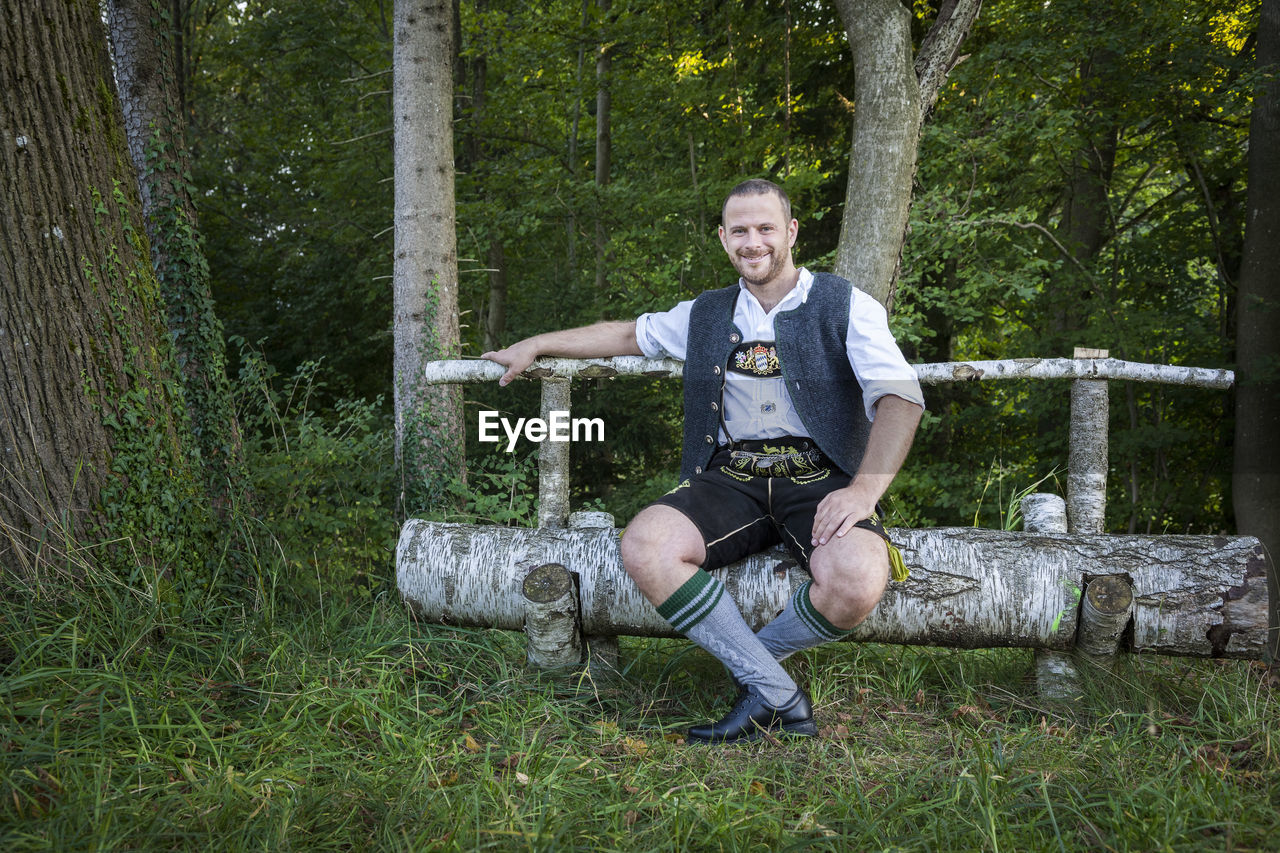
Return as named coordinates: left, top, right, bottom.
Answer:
left=729, top=341, right=780, bottom=377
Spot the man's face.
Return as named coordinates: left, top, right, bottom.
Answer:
left=718, top=192, right=799, bottom=289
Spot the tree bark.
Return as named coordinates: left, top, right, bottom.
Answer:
left=593, top=0, right=612, bottom=296
left=483, top=239, right=507, bottom=352
left=398, top=521, right=1271, bottom=659
left=831, top=0, right=981, bottom=309
left=1, top=0, right=210, bottom=573
left=105, top=0, right=243, bottom=514
left=832, top=0, right=920, bottom=309
left=393, top=0, right=464, bottom=512
left=1234, top=0, right=1280, bottom=664
left=419, top=354, right=1234, bottom=389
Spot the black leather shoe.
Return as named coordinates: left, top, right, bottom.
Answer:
left=687, top=687, right=817, bottom=743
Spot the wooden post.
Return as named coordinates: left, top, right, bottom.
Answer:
left=1023, top=493, right=1082, bottom=701
left=1067, top=347, right=1109, bottom=534
left=1077, top=575, right=1133, bottom=658
left=522, top=562, right=582, bottom=669
left=537, top=378, right=571, bottom=528
left=570, top=510, right=621, bottom=674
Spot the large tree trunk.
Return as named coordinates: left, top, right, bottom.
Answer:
left=1234, top=0, right=1280, bottom=664
left=398, top=519, right=1271, bottom=659
left=1, top=0, right=211, bottom=573
left=105, top=0, right=243, bottom=514
left=393, top=0, right=464, bottom=512
left=831, top=0, right=981, bottom=309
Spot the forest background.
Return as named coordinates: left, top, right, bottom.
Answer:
left=2, top=0, right=1278, bottom=848
left=195, top=0, right=1259, bottom=546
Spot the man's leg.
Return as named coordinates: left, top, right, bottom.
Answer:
left=619, top=504, right=799, bottom=708
left=756, top=518, right=890, bottom=660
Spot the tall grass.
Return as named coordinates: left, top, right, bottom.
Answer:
left=2, top=360, right=1276, bottom=851
left=3, top=556, right=1276, bottom=851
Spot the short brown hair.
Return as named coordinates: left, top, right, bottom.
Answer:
left=722, top=178, right=792, bottom=224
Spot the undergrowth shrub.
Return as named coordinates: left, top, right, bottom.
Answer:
left=232, top=342, right=398, bottom=599
left=444, top=449, right=539, bottom=526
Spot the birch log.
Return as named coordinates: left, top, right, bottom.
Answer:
left=1021, top=492, right=1081, bottom=698
left=1068, top=348, right=1109, bottom=533
left=420, top=356, right=1233, bottom=389
left=396, top=521, right=1271, bottom=658
left=538, top=379, right=570, bottom=528
left=522, top=562, right=582, bottom=669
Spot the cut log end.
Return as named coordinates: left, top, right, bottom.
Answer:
left=522, top=562, right=574, bottom=604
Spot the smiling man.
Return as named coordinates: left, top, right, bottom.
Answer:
left=483, top=178, right=924, bottom=743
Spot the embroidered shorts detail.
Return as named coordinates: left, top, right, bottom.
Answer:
left=651, top=446, right=891, bottom=572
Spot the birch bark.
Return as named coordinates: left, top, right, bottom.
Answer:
left=393, top=0, right=464, bottom=510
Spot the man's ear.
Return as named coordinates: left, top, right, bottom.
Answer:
left=788, top=219, right=799, bottom=247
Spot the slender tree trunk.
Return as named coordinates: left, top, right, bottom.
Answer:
left=593, top=0, right=612, bottom=295
left=106, top=0, right=243, bottom=514
left=1, top=0, right=211, bottom=574
left=393, top=0, right=463, bottom=512
left=1234, top=0, right=1280, bottom=664
left=1045, top=46, right=1120, bottom=348
left=484, top=240, right=507, bottom=353
left=831, top=0, right=981, bottom=310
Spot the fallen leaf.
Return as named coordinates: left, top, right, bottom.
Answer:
left=428, top=771, right=459, bottom=789
left=462, top=734, right=482, bottom=753
left=514, top=771, right=530, bottom=786
left=624, top=810, right=639, bottom=827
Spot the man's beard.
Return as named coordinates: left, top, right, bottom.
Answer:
left=735, top=251, right=786, bottom=287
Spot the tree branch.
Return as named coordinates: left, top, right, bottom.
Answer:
left=914, top=0, right=983, bottom=125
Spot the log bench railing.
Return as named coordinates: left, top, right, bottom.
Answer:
left=397, top=351, right=1275, bottom=693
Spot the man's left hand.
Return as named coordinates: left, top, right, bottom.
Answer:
left=811, top=484, right=878, bottom=547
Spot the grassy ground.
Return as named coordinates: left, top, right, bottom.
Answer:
left=2, top=565, right=1276, bottom=852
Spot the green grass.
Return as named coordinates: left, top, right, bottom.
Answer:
left=2, top=564, right=1277, bottom=852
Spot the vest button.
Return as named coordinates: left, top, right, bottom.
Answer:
left=694, top=466, right=703, bottom=474
left=729, top=333, right=740, bottom=343
left=704, top=435, right=714, bottom=444
left=710, top=402, right=719, bottom=412
left=713, top=365, right=722, bottom=375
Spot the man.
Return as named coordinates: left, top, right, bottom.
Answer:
left=483, top=179, right=924, bottom=743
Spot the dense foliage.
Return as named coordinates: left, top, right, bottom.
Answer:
left=189, top=0, right=1259, bottom=532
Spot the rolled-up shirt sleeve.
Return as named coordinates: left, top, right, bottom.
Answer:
left=846, top=288, right=926, bottom=421
left=635, top=299, right=695, bottom=360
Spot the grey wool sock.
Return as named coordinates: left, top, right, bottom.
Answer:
left=755, top=580, right=851, bottom=661
left=657, top=569, right=798, bottom=707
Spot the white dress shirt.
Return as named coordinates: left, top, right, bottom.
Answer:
left=635, top=268, right=924, bottom=444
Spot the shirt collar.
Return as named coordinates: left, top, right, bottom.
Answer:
left=736, top=267, right=813, bottom=313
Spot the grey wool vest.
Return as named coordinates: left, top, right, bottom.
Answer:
left=678, top=272, right=873, bottom=482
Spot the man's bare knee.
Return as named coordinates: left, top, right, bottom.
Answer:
left=809, top=531, right=890, bottom=629
left=620, top=505, right=705, bottom=596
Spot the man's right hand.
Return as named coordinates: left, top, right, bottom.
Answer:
left=481, top=337, right=541, bottom=386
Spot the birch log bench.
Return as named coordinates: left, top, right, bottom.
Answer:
left=397, top=351, right=1276, bottom=696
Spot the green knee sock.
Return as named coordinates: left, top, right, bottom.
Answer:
left=755, top=581, right=850, bottom=661
left=657, top=569, right=797, bottom=706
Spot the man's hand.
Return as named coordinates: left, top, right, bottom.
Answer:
left=811, top=483, right=878, bottom=547
left=482, top=321, right=643, bottom=387
left=481, top=338, right=541, bottom=387
left=810, top=395, right=923, bottom=547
